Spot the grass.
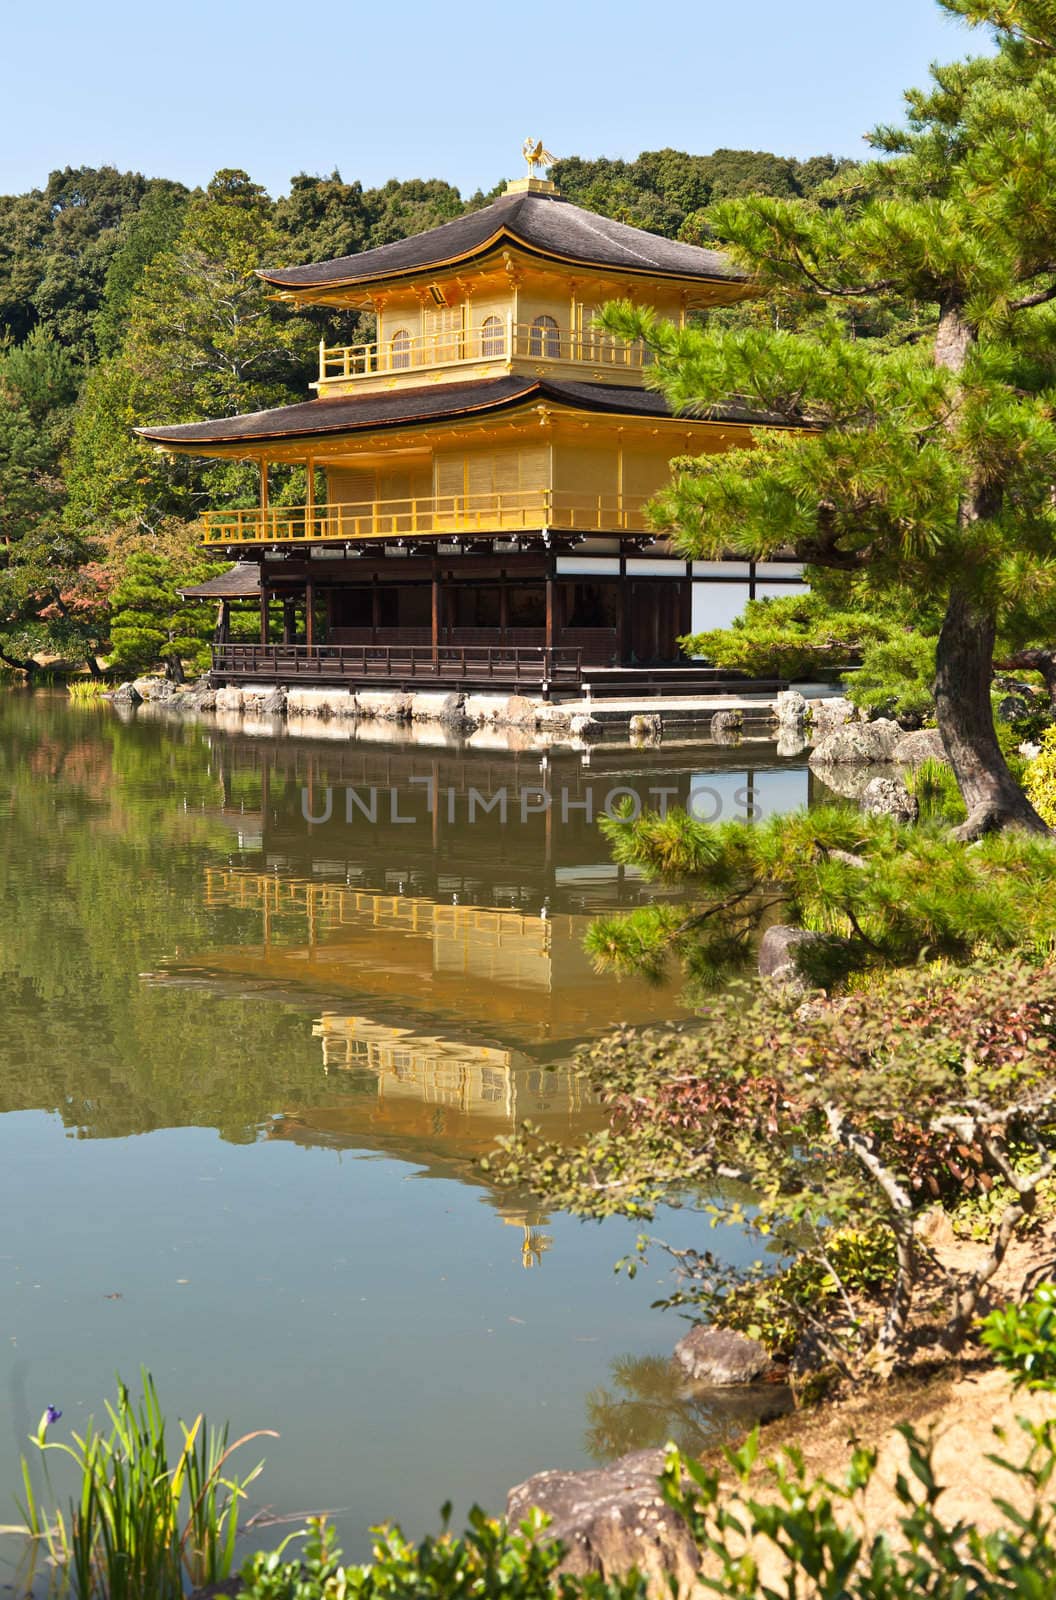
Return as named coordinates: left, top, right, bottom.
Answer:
left=66, top=680, right=110, bottom=702
left=5, top=1372, right=275, bottom=1600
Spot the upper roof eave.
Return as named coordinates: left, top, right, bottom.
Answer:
left=135, top=376, right=783, bottom=454
left=257, top=192, right=746, bottom=298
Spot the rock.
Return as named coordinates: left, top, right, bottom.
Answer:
left=673, top=1325, right=772, bottom=1386
left=285, top=687, right=356, bottom=719
left=463, top=694, right=513, bottom=725
left=775, top=729, right=810, bottom=759
left=237, top=683, right=285, bottom=716
left=758, top=924, right=828, bottom=988
left=629, top=713, right=663, bottom=742
left=355, top=690, right=412, bottom=721
left=997, top=694, right=1032, bottom=724
left=710, top=710, right=742, bottom=740
left=809, top=717, right=901, bottom=765
left=409, top=691, right=465, bottom=723
left=861, top=776, right=919, bottom=825
left=132, top=675, right=174, bottom=703
left=774, top=689, right=808, bottom=728
left=992, top=676, right=1038, bottom=699
left=807, top=696, right=855, bottom=739
left=215, top=686, right=244, bottom=713
left=809, top=762, right=893, bottom=803
left=891, top=727, right=946, bottom=768
left=532, top=704, right=573, bottom=733
left=259, top=687, right=286, bottom=715
left=506, top=1449, right=699, bottom=1596
left=111, top=681, right=142, bottom=707
left=569, top=713, right=602, bottom=741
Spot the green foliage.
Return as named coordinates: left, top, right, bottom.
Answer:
left=1025, top=726, right=1056, bottom=827
left=584, top=804, right=1056, bottom=990
left=684, top=592, right=894, bottom=680
left=108, top=550, right=218, bottom=677
left=847, top=630, right=938, bottom=723
left=11, top=1371, right=273, bottom=1599
left=980, top=1282, right=1056, bottom=1392
left=598, top=7, right=1056, bottom=830
left=489, top=960, right=1056, bottom=1370
left=662, top=1407, right=1056, bottom=1599
left=904, top=758, right=967, bottom=826
left=239, top=1511, right=645, bottom=1600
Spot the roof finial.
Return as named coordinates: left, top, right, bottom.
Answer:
left=522, top=138, right=557, bottom=178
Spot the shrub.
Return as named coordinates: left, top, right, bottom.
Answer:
left=1026, top=727, right=1056, bottom=828
left=239, top=1509, right=646, bottom=1600
left=487, top=961, right=1056, bottom=1372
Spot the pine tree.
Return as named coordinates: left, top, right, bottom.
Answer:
left=603, top=1, right=1056, bottom=837
left=108, top=551, right=216, bottom=681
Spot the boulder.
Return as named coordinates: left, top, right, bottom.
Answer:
left=506, top=1450, right=699, bottom=1596
left=807, top=696, right=856, bottom=739
left=132, top=675, right=174, bottom=703
left=673, top=1325, right=772, bottom=1386
left=809, top=762, right=893, bottom=803
left=238, top=683, right=285, bottom=716
left=111, top=681, right=142, bottom=707
left=774, top=688, right=808, bottom=728
left=463, top=694, right=513, bottom=725
left=892, top=727, right=946, bottom=768
left=532, top=704, right=573, bottom=734
left=861, top=775, right=919, bottom=825
left=710, top=710, right=742, bottom=740
left=355, top=690, right=412, bottom=721
left=758, top=923, right=828, bottom=988
left=809, top=717, right=901, bottom=765
left=569, top=713, right=602, bottom=742
left=775, top=729, right=810, bottom=759
left=408, top=691, right=465, bottom=723
left=285, top=687, right=356, bottom=719
left=997, top=694, right=1032, bottom=724
left=215, top=686, right=244, bottom=713
left=629, top=713, right=663, bottom=742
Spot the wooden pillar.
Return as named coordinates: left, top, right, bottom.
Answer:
left=545, top=565, right=555, bottom=655
left=305, top=579, right=315, bottom=651
left=259, top=573, right=269, bottom=645
left=431, top=558, right=440, bottom=668
left=307, top=456, right=316, bottom=532
left=259, top=459, right=269, bottom=514
left=617, top=552, right=629, bottom=665
left=499, top=576, right=509, bottom=640
left=282, top=599, right=296, bottom=643
left=215, top=600, right=229, bottom=645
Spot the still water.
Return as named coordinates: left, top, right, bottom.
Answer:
left=0, top=694, right=812, bottom=1578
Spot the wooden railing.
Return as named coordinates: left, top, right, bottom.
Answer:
left=201, top=490, right=650, bottom=545
left=211, top=642, right=584, bottom=685
left=317, top=319, right=650, bottom=382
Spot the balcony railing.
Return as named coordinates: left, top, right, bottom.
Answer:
left=201, top=490, right=651, bottom=546
left=317, top=319, right=650, bottom=383
left=211, top=642, right=584, bottom=686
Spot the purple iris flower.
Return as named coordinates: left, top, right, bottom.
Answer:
left=45, top=1406, right=61, bottom=1425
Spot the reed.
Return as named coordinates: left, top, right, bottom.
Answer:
left=66, top=681, right=110, bottom=701
left=8, top=1372, right=275, bottom=1600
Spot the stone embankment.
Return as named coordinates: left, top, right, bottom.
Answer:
left=110, top=674, right=853, bottom=748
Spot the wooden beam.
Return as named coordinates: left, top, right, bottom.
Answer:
left=305, top=579, right=315, bottom=651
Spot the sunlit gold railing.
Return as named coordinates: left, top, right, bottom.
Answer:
left=317, top=319, right=650, bottom=382
left=200, top=490, right=650, bottom=545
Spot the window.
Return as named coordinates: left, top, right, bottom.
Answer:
left=480, top=315, right=505, bottom=358
left=529, top=314, right=561, bottom=358
left=390, top=328, right=411, bottom=369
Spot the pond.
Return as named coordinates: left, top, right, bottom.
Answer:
left=0, top=693, right=816, bottom=1583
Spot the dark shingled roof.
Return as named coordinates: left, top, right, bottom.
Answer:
left=259, top=190, right=739, bottom=291
left=136, top=376, right=770, bottom=449
left=178, top=564, right=261, bottom=599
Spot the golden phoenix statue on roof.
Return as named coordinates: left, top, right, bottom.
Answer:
left=522, top=138, right=557, bottom=177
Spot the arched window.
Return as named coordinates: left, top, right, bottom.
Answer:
left=480, top=315, right=505, bottom=358
left=529, top=314, right=561, bottom=358
left=390, top=328, right=412, bottom=370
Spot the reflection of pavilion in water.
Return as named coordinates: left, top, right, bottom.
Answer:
left=171, top=731, right=812, bottom=1249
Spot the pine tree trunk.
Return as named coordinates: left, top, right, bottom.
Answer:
left=930, top=300, right=1051, bottom=837
left=934, top=587, right=1051, bottom=838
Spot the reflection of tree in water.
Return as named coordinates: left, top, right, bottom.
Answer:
left=584, top=1353, right=791, bottom=1465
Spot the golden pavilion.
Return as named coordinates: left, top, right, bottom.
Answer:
left=140, top=156, right=805, bottom=693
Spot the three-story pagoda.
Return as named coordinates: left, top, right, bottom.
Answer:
left=140, top=161, right=804, bottom=693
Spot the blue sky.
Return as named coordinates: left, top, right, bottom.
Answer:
left=2, top=0, right=986, bottom=199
